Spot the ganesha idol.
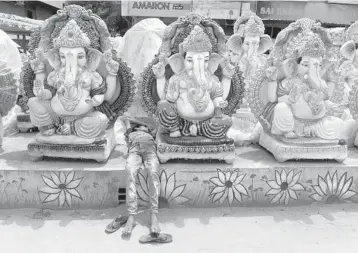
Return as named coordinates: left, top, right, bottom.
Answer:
left=247, top=18, right=348, bottom=162
left=140, top=13, right=245, bottom=164
left=344, top=21, right=358, bottom=147
left=22, top=5, right=134, bottom=162
left=225, top=11, right=273, bottom=146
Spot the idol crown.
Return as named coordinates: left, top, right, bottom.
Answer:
left=53, top=20, right=91, bottom=49
left=298, top=33, right=325, bottom=58
left=244, top=17, right=264, bottom=37
left=179, top=26, right=212, bottom=53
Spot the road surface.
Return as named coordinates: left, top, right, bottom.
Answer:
left=1, top=203, right=358, bottom=253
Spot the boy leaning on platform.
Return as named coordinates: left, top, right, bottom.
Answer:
left=122, top=115, right=160, bottom=236
left=105, top=115, right=172, bottom=243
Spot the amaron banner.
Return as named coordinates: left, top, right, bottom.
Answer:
left=121, top=0, right=192, bottom=17
left=192, top=0, right=242, bottom=20
left=121, top=0, right=243, bottom=20
left=257, top=1, right=358, bottom=24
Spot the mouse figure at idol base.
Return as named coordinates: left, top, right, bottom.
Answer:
left=247, top=18, right=348, bottom=162
left=22, top=5, right=135, bottom=162
left=140, top=13, right=245, bottom=164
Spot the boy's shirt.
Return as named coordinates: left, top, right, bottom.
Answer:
left=127, top=130, right=156, bottom=148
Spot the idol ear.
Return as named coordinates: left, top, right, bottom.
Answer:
left=226, top=34, right=243, bottom=55
left=87, top=48, right=103, bottom=71
left=341, top=40, right=356, bottom=60
left=167, top=53, right=185, bottom=75
left=208, top=53, right=223, bottom=74
left=258, top=35, right=273, bottom=55
left=44, top=49, right=61, bottom=70
left=282, top=58, right=297, bottom=77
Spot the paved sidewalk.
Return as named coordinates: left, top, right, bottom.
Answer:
left=1, top=203, right=358, bottom=253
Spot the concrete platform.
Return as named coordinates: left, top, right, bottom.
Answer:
left=1, top=133, right=358, bottom=209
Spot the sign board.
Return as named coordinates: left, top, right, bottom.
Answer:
left=192, top=0, right=242, bottom=20
left=121, top=0, right=192, bottom=17
left=257, top=1, right=358, bottom=24
left=257, top=1, right=305, bottom=20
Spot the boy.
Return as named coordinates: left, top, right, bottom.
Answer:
left=122, top=116, right=160, bottom=236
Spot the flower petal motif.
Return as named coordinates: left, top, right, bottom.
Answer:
left=266, top=188, right=281, bottom=196
left=225, top=171, right=231, bottom=182
left=210, top=177, right=223, bottom=186
left=65, top=190, right=72, bottom=207
left=42, top=175, right=58, bottom=189
left=40, top=172, right=83, bottom=207
left=266, top=180, right=280, bottom=190
left=312, top=185, right=325, bottom=196
left=43, top=193, right=60, bottom=203
left=280, top=170, right=287, bottom=184
left=266, top=170, right=304, bottom=205
left=336, top=173, right=347, bottom=196
left=66, top=178, right=83, bottom=189
left=289, top=171, right=302, bottom=187
left=286, top=170, right=294, bottom=185
left=59, top=172, right=66, bottom=184
left=270, top=191, right=284, bottom=204
left=217, top=169, right=226, bottom=184
left=39, top=186, right=61, bottom=195
left=283, top=191, right=290, bottom=205
left=341, top=190, right=356, bottom=200
left=228, top=188, right=235, bottom=205
left=233, top=174, right=245, bottom=185
left=220, top=188, right=229, bottom=204
left=288, top=188, right=298, bottom=200
left=230, top=171, right=238, bottom=182
left=168, top=184, right=186, bottom=201
left=233, top=189, right=243, bottom=203
left=311, top=171, right=356, bottom=203
left=331, top=171, right=338, bottom=195
left=326, top=172, right=333, bottom=195
left=234, top=183, right=248, bottom=196
left=160, top=171, right=190, bottom=205
left=212, top=191, right=225, bottom=203
left=50, top=172, right=61, bottom=186
left=275, top=170, right=282, bottom=185
left=209, top=171, right=247, bottom=205
left=210, top=186, right=226, bottom=195
left=291, top=183, right=304, bottom=191
left=66, top=188, right=83, bottom=200
left=165, top=173, right=176, bottom=198
left=318, top=176, right=328, bottom=195
left=65, top=171, right=75, bottom=185
left=58, top=190, right=66, bottom=207
left=339, top=176, right=353, bottom=198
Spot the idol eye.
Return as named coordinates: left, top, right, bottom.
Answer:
left=78, top=55, right=84, bottom=59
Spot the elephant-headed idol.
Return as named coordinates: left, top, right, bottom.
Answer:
left=226, top=11, right=273, bottom=79
left=247, top=18, right=348, bottom=163
left=346, top=21, right=358, bottom=147
left=140, top=13, right=245, bottom=164
left=22, top=5, right=135, bottom=162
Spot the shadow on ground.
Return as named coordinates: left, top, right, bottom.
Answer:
left=0, top=202, right=357, bottom=231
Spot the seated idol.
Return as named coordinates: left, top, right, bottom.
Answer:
left=139, top=13, right=244, bottom=164
left=157, top=26, right=232, bottom=139
left=22, top=5, right=135, bottom=162
left=246, top=18, right=347, bottom=162
left=28, top=20, right=109, bottom=139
